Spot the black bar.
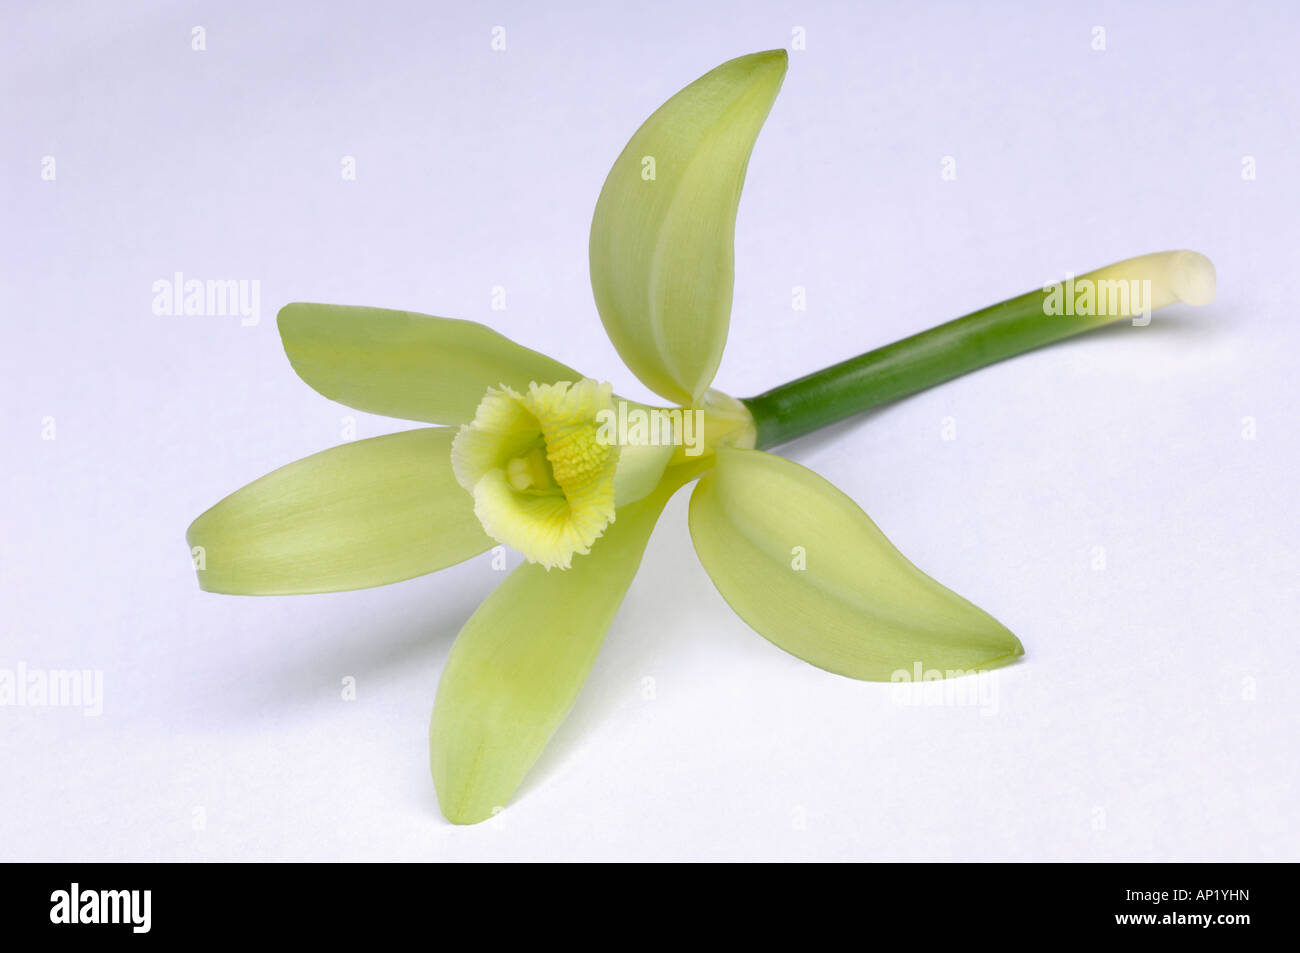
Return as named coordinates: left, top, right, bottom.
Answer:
left=1, top=862, right=1278, bottom=940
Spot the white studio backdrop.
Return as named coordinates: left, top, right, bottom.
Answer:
left=1, top=0, right=1296, bottom=860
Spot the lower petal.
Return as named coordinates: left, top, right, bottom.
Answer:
left=688, top=448, right=1023, bottom=679
left=429, top=479, right=680, bottom=824
left=186, top=428, right=490, bottom=595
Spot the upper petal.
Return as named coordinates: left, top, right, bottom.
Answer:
left=278, top=303, right=579, bottom=425
left=186, top=428, right=490, bottom=594
left=589, top=50, right=787, bottom=404
left=688, top=448, right=1023, bottom=679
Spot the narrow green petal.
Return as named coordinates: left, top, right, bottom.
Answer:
left=186, top=428, right=491, bottom=595
left=278, top=303, right=580, bottom=425
left=430, top=480, right=678, bottom=824
left=688, top=448, right=1023, bottom=679
left=589, top=50, right=787, bottom=404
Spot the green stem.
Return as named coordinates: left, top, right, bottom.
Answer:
left=743, top=288, right=1073, bottom=448
left=743, top=251, right=1215, bottom=449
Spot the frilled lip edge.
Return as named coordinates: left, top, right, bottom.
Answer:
left=450, top=380, right=621, bottom=570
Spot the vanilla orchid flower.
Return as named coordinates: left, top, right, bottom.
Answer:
left=186, top=51, right=1215, bottom=824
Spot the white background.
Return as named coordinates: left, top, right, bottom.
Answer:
left=2, top=0, right=1296, bottom=860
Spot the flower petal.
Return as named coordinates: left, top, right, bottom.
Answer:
left=429, top=480, right=679, bottom=824
left=688, top=448, right=1023, bottom=679
left=278, top=303, right=580, bottom=424
left=612, top=442, right=675, bottom=505
left=451, top=380, right=622, bottom=570
left=589, top=50, right=787, bottom=404
left=186, top=428, right=490, bottom=594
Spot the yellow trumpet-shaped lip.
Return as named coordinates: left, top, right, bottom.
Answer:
left=452, top=379, right=620, bottom=570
